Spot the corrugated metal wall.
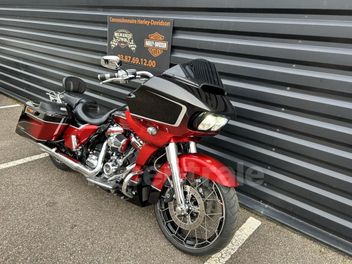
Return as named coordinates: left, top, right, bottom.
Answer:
left=0, top=1, right=351, bottom=254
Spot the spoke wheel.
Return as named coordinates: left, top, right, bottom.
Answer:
left=155, top=176, right=239, bottom=256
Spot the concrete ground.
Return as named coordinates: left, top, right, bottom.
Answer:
left=0, top=93, right=351, bottom=264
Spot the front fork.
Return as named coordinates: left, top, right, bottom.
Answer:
left=165, top=141, right=197, bottom=215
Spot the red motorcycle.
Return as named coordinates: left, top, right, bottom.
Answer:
left=16, top=56, right=239, bottom=255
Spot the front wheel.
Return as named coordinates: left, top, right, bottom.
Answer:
left=155, top=178, right=239, bottom=256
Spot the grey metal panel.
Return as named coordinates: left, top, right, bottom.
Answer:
left=0, top=1, right=351, bottom=255
left=2, top=0, right=352, bottom=9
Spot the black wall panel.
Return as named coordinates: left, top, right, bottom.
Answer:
left=0, top=1, right=351, bottom=254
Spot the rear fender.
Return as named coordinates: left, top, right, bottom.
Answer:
left=151, top=153, right=238, bottom=191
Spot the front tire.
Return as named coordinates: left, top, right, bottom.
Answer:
left=155, top=179, right=239, bottom=256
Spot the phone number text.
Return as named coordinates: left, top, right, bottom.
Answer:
left=118, top=54, right=157, bottom=68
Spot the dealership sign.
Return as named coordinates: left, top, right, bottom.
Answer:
left=107, top=17, right=173, bottom=72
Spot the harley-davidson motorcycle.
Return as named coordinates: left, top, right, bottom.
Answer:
left=16, top=56, right=239, bottom=255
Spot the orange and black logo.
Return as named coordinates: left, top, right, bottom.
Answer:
left=144, top=32, right=168, bottom=58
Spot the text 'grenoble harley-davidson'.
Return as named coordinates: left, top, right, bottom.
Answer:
left=16, top=56, right=239, bottom=255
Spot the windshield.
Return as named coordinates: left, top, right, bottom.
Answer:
left=162, top=59, right=224, bottom=92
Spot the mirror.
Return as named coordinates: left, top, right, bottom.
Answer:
left=101, top=55, right=122, bottom=70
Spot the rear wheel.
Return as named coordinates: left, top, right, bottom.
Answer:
left=155, top=177, right=239, bottom=256
left=50, top=156, right=71, bottom=171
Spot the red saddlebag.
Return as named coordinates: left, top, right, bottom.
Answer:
left=16, top=101, right=69, bottom=142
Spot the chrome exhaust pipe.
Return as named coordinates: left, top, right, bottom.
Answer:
left=38, top=142, right=108, bottom=178
left=87, top=178, right=114, bottom=190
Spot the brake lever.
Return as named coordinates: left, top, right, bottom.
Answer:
left=100, top=77, right=123, bottom=84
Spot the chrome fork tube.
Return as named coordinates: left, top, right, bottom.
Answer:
left=165, top=142, right=187, bottom=214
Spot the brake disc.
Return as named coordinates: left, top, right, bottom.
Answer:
left=168, top=185, right=206, bottom=231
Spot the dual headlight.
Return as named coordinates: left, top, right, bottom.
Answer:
left=192, top=112, right=229, bottom=132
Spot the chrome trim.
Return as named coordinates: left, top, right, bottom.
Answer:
left=103, top=162, right=118, bottom=176
left=87, top=178, right=114, bottom=190
left=52, top=117, right=67, bottom=140
left=147, top=126, right=157, bottom=136
left=71, top=135, right=78, bottom=150
left=122, top=170, right=142, bottom=198
left=151, top=185, right=162, bottom=192
left=130, top=135, right=143, bottom=149
left=68, top=124, right=89, bottom=130
left=165, top=142, right=187, bottom=214
left=189, top=141, right=197, bottom=153
left=129, top=179, right=139, bottom=184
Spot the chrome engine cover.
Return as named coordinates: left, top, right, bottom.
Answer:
left=107, top=133, right=129, bottom=153
left=86, top=152, right=99, bottom=168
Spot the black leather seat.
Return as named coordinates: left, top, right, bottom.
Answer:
left=74, top=101, right=116, bottom=125
left=63, top=92, right=84, bottom=108
left=63, top=76, right=86, bottom=93
left=62, top=76, right=115, bottom=125
left=62, top=76, right=88, bottom=108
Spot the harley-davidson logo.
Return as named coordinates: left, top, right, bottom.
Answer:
left=144, top=32, right=168, bottom=57
left=110, top=29, right=137, bottom=52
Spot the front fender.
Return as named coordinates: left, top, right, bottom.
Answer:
left=151, top=153, right=239, bottom=191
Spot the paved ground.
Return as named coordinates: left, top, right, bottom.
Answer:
left=0, top=93, right=351, bottom=264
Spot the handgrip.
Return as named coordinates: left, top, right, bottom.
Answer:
left=98, top=73, right=118, bottom=81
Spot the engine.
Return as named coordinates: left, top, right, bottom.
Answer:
left=85, top=124, right=141, bottom=182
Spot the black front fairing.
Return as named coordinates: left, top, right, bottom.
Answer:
left=162, top=59, right=234, bottom=116
left=126, top=59, right=235, bottom=127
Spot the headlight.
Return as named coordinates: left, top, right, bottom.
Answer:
left=193, top=112, right=229, bottom=131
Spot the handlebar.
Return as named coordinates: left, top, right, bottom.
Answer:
left=136, top=71, right=154, bottom=78
left=98, top=69, right=153, bottom=84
